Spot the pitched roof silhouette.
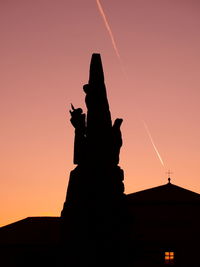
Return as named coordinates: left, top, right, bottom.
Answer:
left=127, top=182, right=200, bottom=203
left=0, top=217, right=60, bottom=245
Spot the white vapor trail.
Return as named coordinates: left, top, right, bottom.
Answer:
left=96, top=0, right=121, bottom=60
left=142, top=121, right=164, bottom=167
left=95, top=0, right=165, bottom=168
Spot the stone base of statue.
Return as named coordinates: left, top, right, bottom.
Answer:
left=61, top=165, right=127, bottom=266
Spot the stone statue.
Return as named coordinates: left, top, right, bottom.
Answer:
left=69, top=104, right=86, bottom=164
left=61, top=54, right=127, bottom=267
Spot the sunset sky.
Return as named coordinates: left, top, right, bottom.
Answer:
left=1, top=0, right=200, bottom=226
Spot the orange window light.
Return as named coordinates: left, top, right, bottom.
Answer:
left=165, top=251, right=174, bottom=264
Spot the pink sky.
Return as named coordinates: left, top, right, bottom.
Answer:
left=1, top=0, right=200, bottom=226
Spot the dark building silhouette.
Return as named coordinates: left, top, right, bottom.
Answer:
left=127, top=179, right=200, bottom=267
left=1, top=54, right=200, bottom=266
left=1, top=181, right=200, bottom=266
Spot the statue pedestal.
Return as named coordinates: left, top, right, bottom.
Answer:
left=61, top=165, right=126, bottom=266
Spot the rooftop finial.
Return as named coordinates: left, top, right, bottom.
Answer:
left=166, top=170, right=173, bottom=184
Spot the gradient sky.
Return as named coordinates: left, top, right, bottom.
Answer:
left=1, top=0, right=200, bottom=226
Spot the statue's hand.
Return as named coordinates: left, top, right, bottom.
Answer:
left=69, top=104, right=86, bottom=130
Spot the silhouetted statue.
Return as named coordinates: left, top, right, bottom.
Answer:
left=69, top=104, right=86, bottom=164
left=61, top=54, right=127, bottom=267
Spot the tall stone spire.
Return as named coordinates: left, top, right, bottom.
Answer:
left=61, top=54, right=126, bottom=267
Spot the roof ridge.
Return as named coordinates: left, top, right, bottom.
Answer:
left=127, top=183, right=200, bottom=197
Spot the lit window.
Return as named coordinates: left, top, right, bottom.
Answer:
left=165, top=251, right=174, bottom=264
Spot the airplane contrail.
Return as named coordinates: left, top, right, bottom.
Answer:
left=142, top=121, right=164, bottom=167
left=96, top=0, right=165, bottom=167
left=96, top=0, right=121, bottom=60
left=96, top=0, right=127, bottom=78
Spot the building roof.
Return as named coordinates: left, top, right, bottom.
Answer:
left=1, top=183, right=200, bottom=246
left=127, top=182, right=200, bottom=204
left=0, top=217, right=60, bottom=245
